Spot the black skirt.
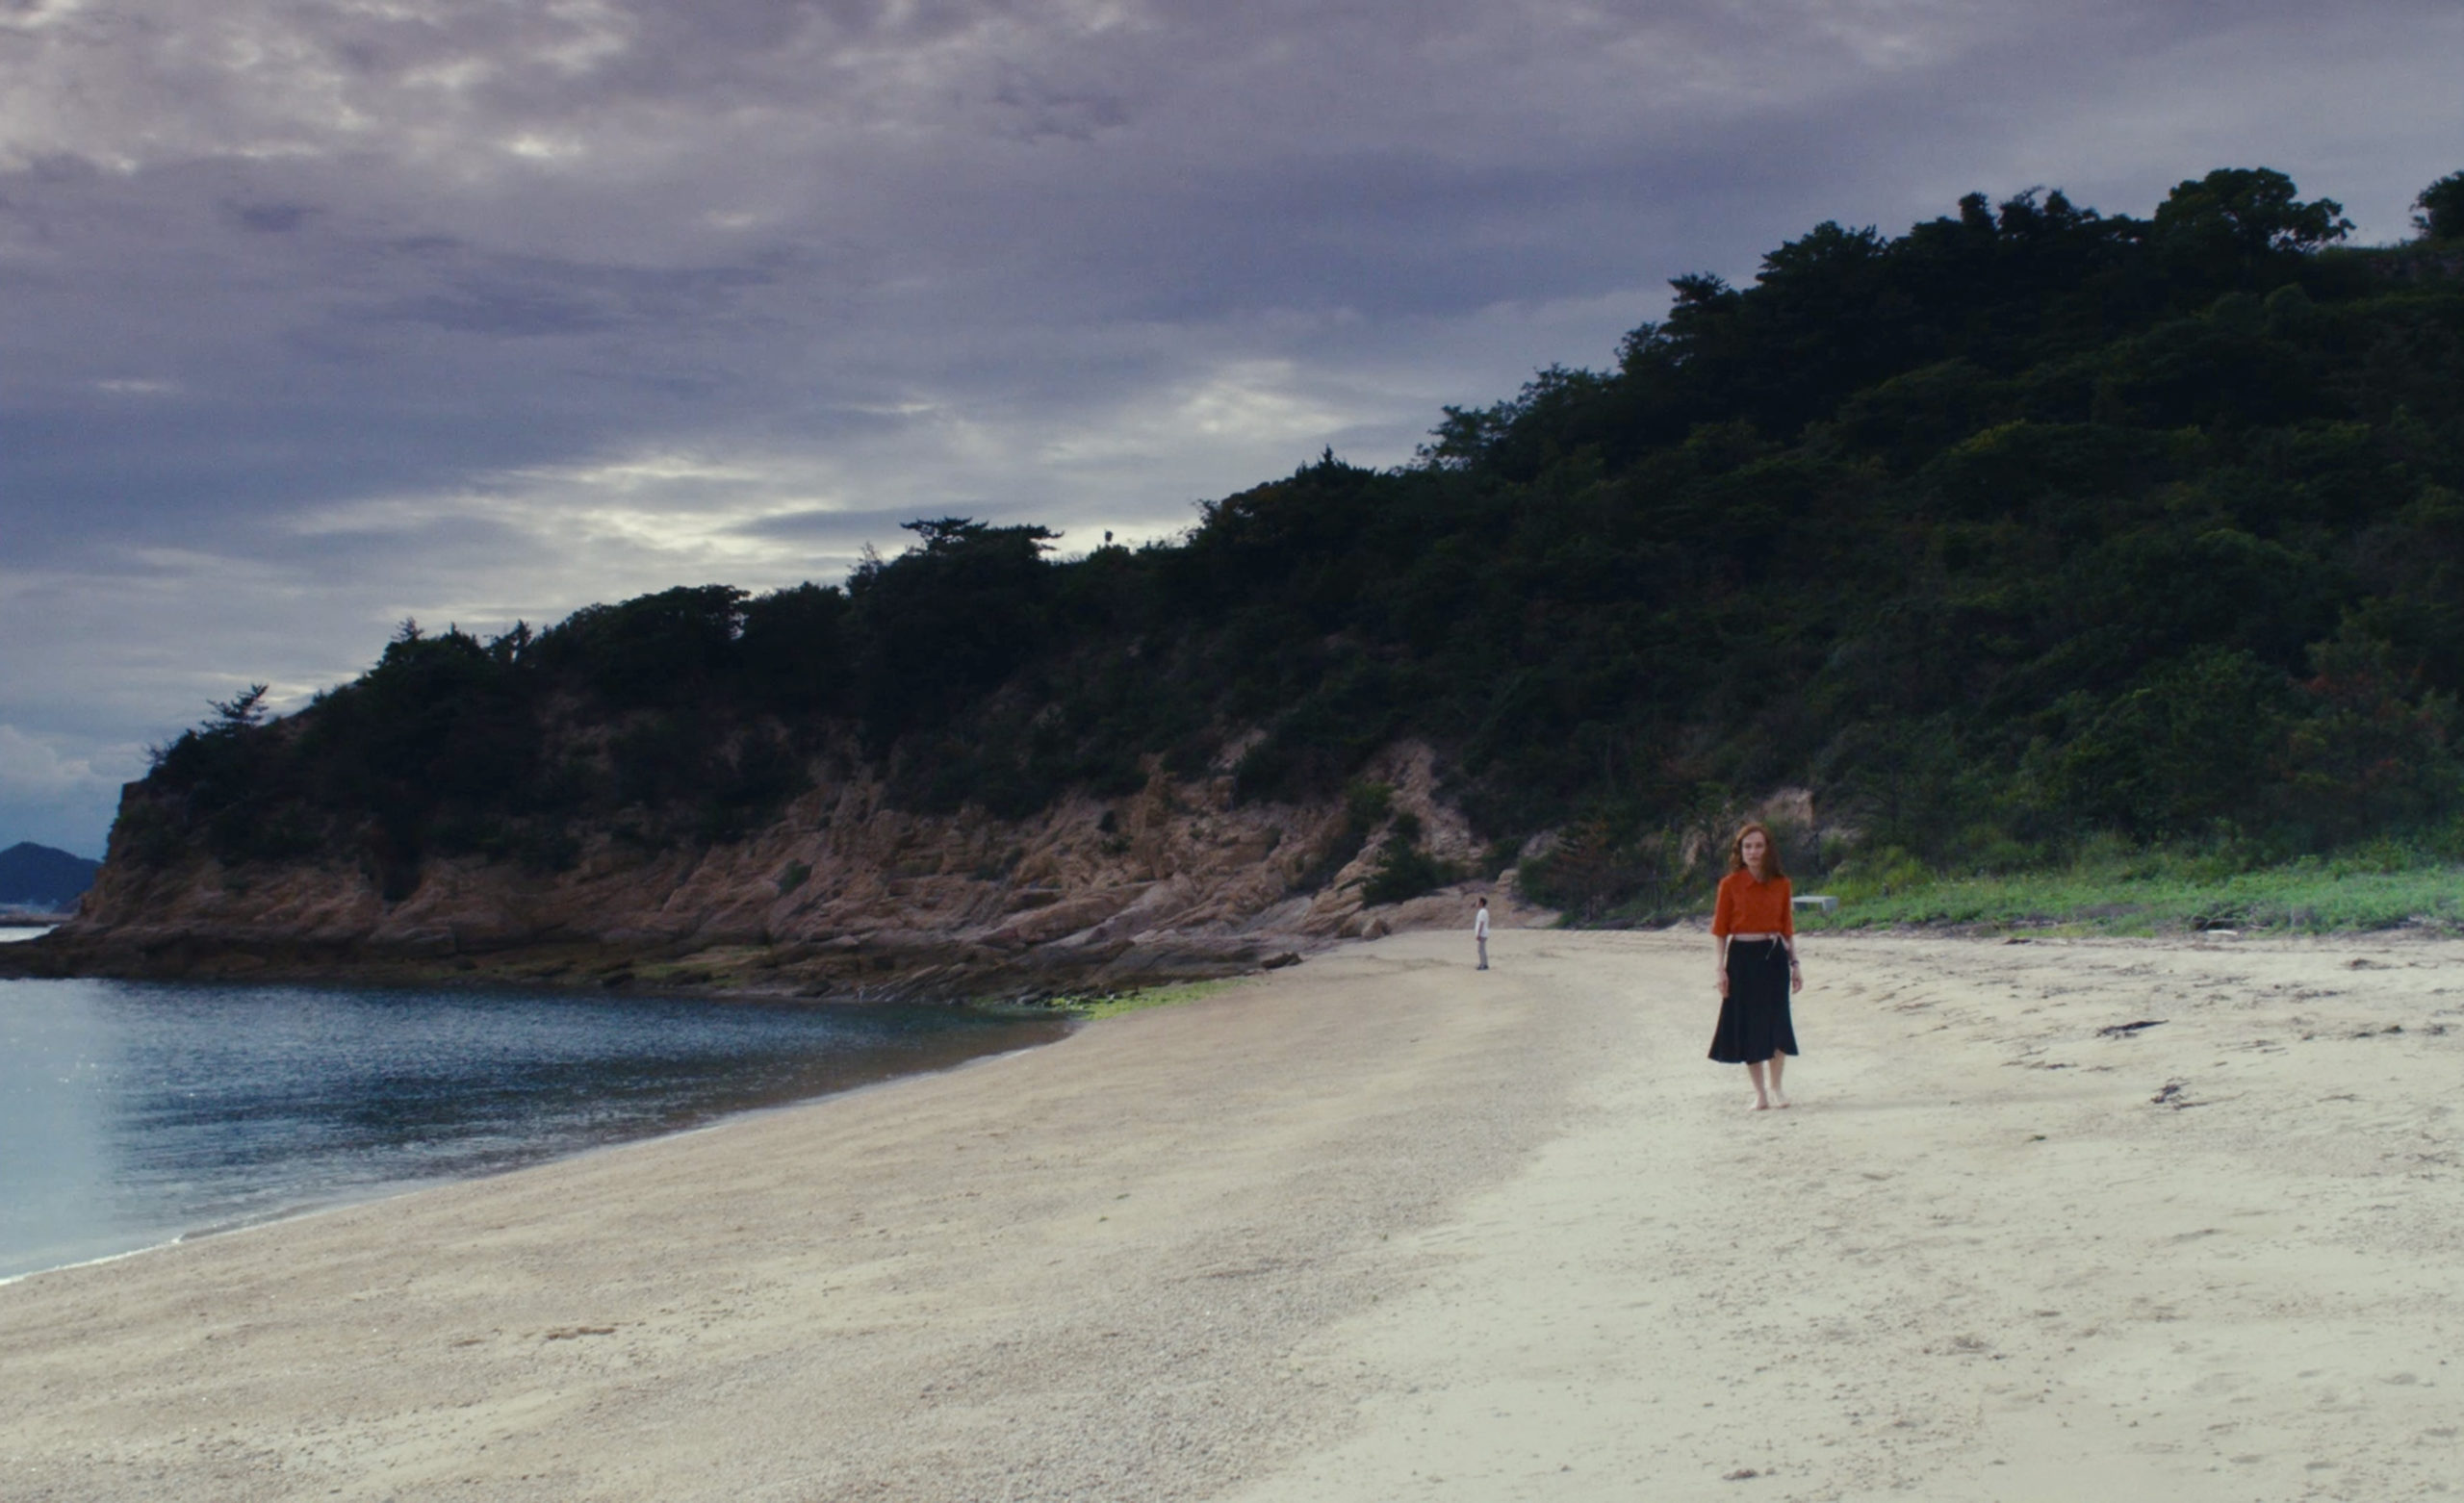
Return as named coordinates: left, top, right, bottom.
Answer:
left=1708, top=937, right=1798, bottom=1063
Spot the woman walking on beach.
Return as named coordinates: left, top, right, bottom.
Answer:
left=1709, top=822, right=1802, bottom=1109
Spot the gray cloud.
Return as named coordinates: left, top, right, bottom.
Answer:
left=3, top=0, right=2461, bottom=853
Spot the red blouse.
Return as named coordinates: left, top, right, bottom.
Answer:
left=1711, top=868, right=1793, bottom=937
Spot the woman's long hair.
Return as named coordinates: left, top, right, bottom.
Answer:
left=1727, top=821, right=1786, bottom=879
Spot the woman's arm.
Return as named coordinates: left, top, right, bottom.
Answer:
left=1716, top=932, right=1731, bottom=996
left=1779, top=879, right=1803, bottom=992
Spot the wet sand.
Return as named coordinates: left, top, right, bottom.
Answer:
left=4, top=930, right=2460, bottom=1500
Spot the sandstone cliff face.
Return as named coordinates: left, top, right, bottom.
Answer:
left=18, top=743, right=1552, bottom=1000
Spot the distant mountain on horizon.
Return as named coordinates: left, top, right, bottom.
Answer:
left=0, top=843, right=102, bottom=909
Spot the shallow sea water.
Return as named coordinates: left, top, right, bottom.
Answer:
left=0, top=969, right=1065, bottom=1280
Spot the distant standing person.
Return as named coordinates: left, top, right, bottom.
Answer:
left=1708, top=822, right=1803, bottom=1109
left=1474, top=897, right=1491, bottom=970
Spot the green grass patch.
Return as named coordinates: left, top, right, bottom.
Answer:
left=1796, top=847, right=2464, bottom=935
left=1052, top=980, right=1245, bottom=1019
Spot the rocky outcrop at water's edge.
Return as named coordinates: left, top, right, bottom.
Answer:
left=1, top=744, right=1552, bottom=1001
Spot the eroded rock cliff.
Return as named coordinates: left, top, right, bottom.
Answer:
left=10, top=744, right=1551, bottom=1000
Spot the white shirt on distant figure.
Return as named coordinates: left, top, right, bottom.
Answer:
left=1474, top=900, right=1490, bottom=970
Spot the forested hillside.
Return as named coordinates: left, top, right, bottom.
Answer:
left=125, top=167, right=2464, bottom=917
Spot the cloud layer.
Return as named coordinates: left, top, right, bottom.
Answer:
left=4, top=0, right=2460, bottom=853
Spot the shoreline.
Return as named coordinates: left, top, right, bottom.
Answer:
left=16, top=872, right=2464, bottom=1006
left=5, top=929, right=2460, bottom=1500
left=11, top=911, right=2457, bottom=1005
left=0, top=926, right=1316, bottom=1005
left=0, top=1016, right=1078, bottom=1291
left=0, top=981, right=1075, bottom=1286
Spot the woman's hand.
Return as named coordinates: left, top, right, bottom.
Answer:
left=1790, top=962, right=1804, bottom=995
left=1716, top=968, right=1730, bottom=998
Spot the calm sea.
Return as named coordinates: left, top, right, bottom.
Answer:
left=0, top=947, right=1066, bottom=1281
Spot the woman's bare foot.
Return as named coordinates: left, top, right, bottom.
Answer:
left=1750, top=1097, right=1771, bottom=1110
left=1770, top=1087, right=1790, bottom=1109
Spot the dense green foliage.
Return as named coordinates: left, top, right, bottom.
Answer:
left=1798, top=838, right=2464, bottom=935
left=126, top=167, right=2464, bottom=915
left=2417, top=171, right=2464, bottom=243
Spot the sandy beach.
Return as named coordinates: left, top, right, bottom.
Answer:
left=4, top=928, right=2461, bottom=1501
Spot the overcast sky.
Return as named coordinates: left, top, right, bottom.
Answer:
left=3, top=0, right=2458, bottom=856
